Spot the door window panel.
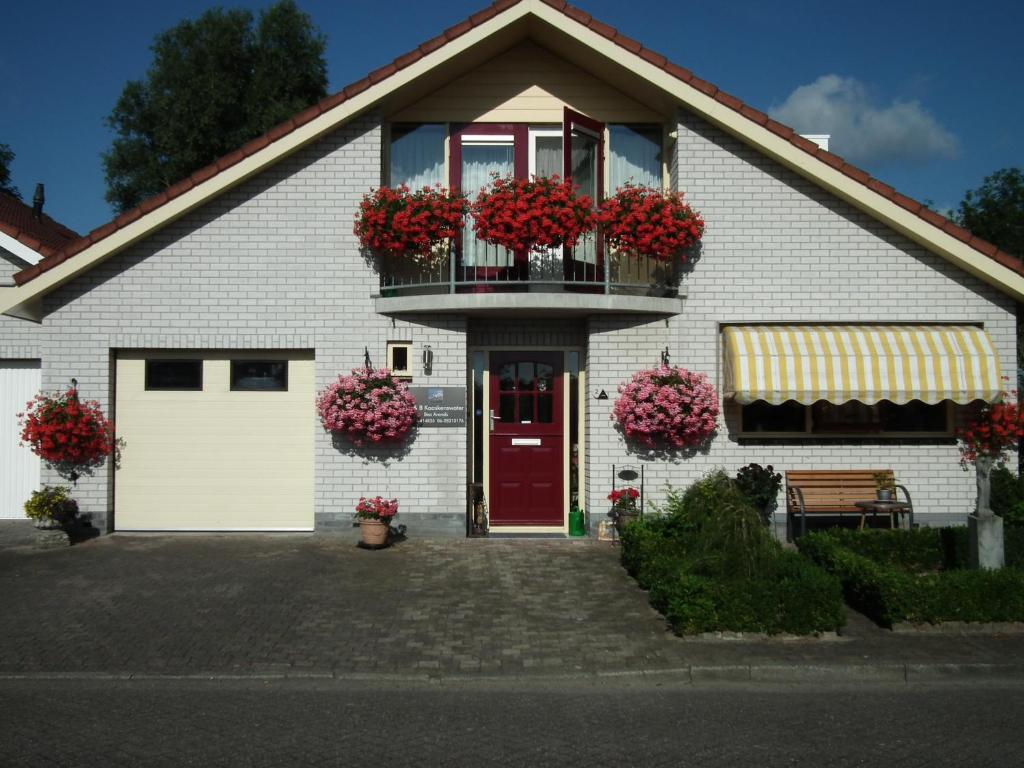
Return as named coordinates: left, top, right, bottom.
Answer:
left=461, top=141, right=514, bottom=268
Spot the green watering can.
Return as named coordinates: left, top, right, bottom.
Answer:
left=568, top=503, right=586, bottom=537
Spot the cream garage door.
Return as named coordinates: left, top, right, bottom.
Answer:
left=115, top=352, right=314, bottom=530
left=1, top=360, right=41, bottom=519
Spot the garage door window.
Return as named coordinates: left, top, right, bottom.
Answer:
left=145, top=360, right=203, bottom=391
left=231, top=361, right=288, bottom=391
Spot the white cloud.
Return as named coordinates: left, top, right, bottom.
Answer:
left=770, top=75, right=958, bottom=165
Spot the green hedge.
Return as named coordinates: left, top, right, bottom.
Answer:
left=620, top=472, right=845, bottom=636
left=814, top=527, right=1024, bottom=571
left=798, top=529, right=1024, bottom=627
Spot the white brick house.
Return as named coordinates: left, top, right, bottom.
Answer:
left=1, top=0, right=1020, bottom=536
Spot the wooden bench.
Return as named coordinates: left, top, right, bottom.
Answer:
left=785, top=470, right=914, bottom=541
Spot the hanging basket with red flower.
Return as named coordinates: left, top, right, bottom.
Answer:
left=956, top=393, right=1024, bottom=467
left=316, top=367, right=418, bottom=447
left=471, top=175, right=596, bottom=253
left=612, top=364, right=719, bottom=449
left=597, top=183, right=705, bottom=262
left=19, top=386, right=116, bottom=481
left=354, top=185, right=468, bottom=261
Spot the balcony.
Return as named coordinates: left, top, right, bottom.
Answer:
left=372, top=243, right=686, bottom=317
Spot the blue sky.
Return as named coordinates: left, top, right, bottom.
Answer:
left=1, top=0, right=1021, bottom=234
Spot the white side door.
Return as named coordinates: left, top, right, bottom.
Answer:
left=0, top=360, right=41, bottom=518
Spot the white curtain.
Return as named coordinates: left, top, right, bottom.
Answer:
left=535, top=136, right=562, bottom=178
left=390, top=124, right=445, bottom=189
left=609, top=125, right=661, bottom=190
left=462, top=144, right=514, bottom=268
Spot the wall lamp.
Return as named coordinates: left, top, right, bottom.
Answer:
left=422, top=344, right=433, bottom=375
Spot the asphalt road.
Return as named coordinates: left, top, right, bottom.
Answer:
left=1, top=678, right=1021, bottom=767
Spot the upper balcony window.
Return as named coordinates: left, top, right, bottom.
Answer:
left=609, top=124, right=662, bottom=190
left=389, top=123, right=445, bottom=188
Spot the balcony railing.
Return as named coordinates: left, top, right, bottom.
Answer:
left=378, top=238, right=681, bottom=298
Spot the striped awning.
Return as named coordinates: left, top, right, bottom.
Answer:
left=722, top=325, right=1002, bottom=405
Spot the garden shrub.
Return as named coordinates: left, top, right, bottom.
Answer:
left=621, top=471, right=844, bottom=635
left=989, top=465, right=1022, bottom=516
left=798, top=528, right=1024, bottom=627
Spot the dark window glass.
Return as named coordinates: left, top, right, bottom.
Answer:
left=472, top=352, right=484, bottom=485
left=536, top=363, right=554, bottom=393
left=537, top=394, right=553, bottom=424
left=741, top=400, right=805, bottom=432
left=879, top=400, right=948, bottom=432
left=499, top=394, right=515, bottom=423
left=812, top=401, right=878, bottom=433
left=145, top=360, right=202, bottom=391
left=499, top=364, right=516, bottom=391
left=519, top=394, right=534, bottom=424
left=518, top=362, right=536, bottom=391
left=391, top=346, right=409, bottom=373
left=230, top=361, right=288, bottom=392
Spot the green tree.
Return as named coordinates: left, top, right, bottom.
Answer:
left=956, top=167, right=1024, bottom=258
left=0, top=143, right=20, bottom=199
left=102, top=0, right=327, bottom=213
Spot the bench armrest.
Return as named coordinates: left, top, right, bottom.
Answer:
left=895, top=484, right=913, bottom=510
left=788, top=486, right=807, bottom=515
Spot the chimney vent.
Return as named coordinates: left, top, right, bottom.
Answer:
left=32, top=183, right=45, bottom=220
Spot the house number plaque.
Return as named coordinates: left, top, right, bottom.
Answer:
left=408, top=386, right=467, bottom=428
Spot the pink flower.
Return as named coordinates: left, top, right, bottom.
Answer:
left=611, top=365, right=718, bottom=448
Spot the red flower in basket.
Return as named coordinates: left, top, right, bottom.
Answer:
left=598, top=183, right=704, bottom=262
left=471, top=174, right=596, bottom=253
left=354, top=185, right=467, bottom=260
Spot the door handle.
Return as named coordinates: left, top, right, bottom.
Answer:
left=489, top=409, right=496, bottom=431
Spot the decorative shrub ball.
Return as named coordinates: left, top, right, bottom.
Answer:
left=317, top=368, right=418, bottom=447
left=612, top=364, right=719, bottom=449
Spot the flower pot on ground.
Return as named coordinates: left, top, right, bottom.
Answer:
left=608, top=487, right=640, bottom=533
left=23, top=486, right=78, bottom=530
left=354, top=496, right=399, bottom=547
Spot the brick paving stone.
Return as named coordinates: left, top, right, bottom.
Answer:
left=1, top=529, right=1024, bottom=679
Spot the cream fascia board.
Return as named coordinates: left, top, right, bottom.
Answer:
left=0, top=231, right=44, bottom=265
left=4, top=0, right=1021, bottom=315
left=525, top=1, right=1024, bottom=302
left=0, top=3, right=533, bottom=318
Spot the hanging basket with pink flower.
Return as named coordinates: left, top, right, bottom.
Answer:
left=354, top=185, right=468, bottom=261
left=597, top=184, right=705, bottom=262
left=316, top=368, right=417, bottom=447
left=471, top=174, right=596, bottom=253
left=612, top=364, right=719, bottom=449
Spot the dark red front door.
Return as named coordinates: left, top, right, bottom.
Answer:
left=488, top=352, right=563, bottom=526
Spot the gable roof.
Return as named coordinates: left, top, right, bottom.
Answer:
left=3, top=0, right=1022, bottom=318
left=0, top=192, right=80, bottom=262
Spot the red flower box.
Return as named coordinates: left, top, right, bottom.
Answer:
left=354, top=185, right=467, bottom=260
left=598, top=184, right=704, bottom=262
left=471, top=175, right=595, bottom=253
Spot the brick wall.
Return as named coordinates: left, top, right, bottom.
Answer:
left=36, top=116, right=468, bottom=534
left=12, top=103, right=1017, bottom=536
left=582, top=108, right=1016, bottom=529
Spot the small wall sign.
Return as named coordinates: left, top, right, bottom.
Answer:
left=409, top=386, right=467, bottom=428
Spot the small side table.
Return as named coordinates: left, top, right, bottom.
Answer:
left=854, top=500, right=913, bottom=530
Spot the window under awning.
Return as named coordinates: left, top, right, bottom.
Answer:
left=722, top=325, right=1002, bottom=406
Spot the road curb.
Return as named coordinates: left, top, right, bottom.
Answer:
left=2, top=663, right=1024, bottom=685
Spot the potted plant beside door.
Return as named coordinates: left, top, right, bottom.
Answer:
left=354, top=496, right=399, bottom=547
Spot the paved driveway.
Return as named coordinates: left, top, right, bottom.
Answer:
left=2, top=526, right=1023, bottom=680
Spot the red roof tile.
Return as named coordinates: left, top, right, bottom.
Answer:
left=13, top=0, right=1023, bottom=289
left=0, top=193, right=79, bottom=258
